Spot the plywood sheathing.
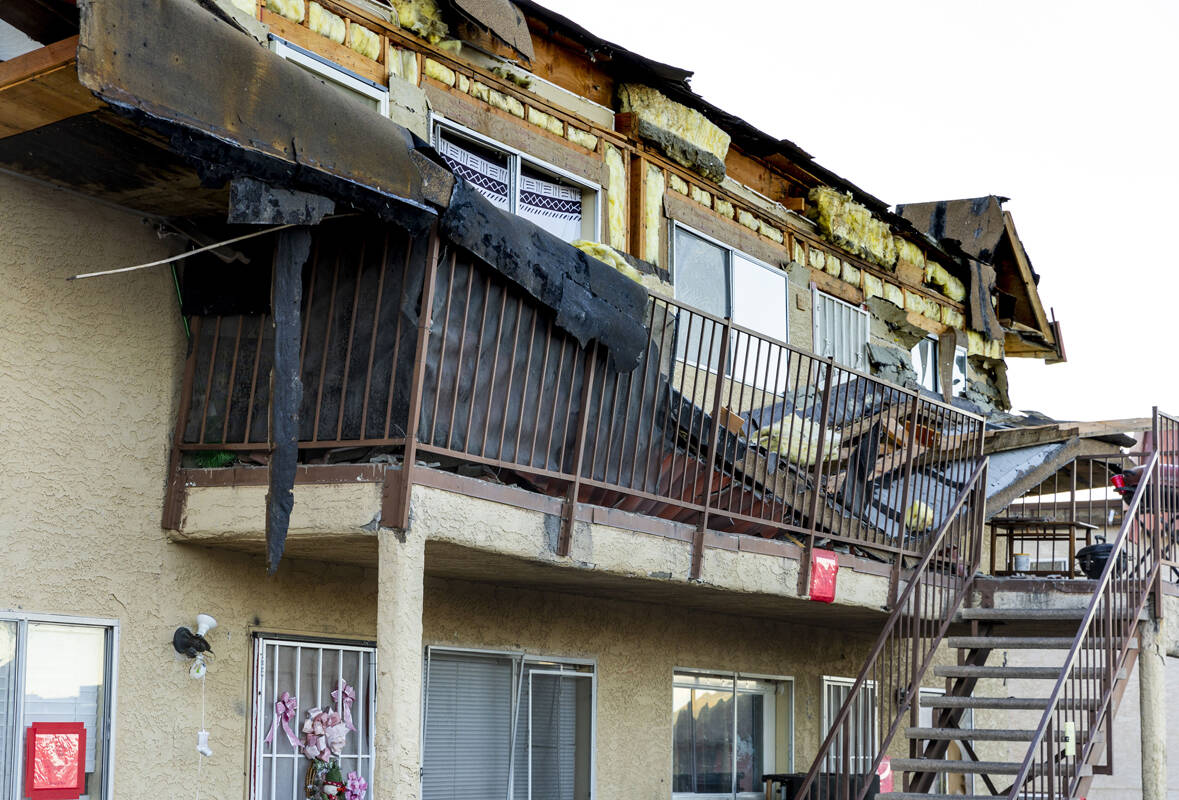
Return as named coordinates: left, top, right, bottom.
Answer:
left=0, top=37, right=101, bottom=139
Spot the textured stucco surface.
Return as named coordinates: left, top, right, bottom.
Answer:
left=0, top=173, right=379, bottom=798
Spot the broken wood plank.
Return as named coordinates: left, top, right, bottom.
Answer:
left=266, top=226, right=312, bottom=574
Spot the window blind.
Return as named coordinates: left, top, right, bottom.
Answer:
left=422, top=652, right=515, bottom=800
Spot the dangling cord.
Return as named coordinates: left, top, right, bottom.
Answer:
left=196, top=671, right=206, bottom=800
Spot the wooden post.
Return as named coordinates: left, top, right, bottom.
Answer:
left=266, top=226, right=312, bottom=573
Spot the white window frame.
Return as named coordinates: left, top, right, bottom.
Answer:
left=820, top=676, right=878, bottom=773
left=431, top=116, right=602, bottom=242
left=912, top=336, right=968, bottom=396
left=420, top=645, right=597, bottom=800
left=0, top=611, right=119, bottom=800
left=671, top=668, right=794, bottom=800
left=811, top=289, right=869, bottom=374
left=250, top=635, right=377, bottom=800
left=270, top=36, right=391, bottom=117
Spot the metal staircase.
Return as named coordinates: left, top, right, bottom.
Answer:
left=795, top=409, right=1179, bottom=800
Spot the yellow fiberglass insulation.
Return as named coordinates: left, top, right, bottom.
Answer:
left=754, top=414, right=842, bottom=468
left=391, top=0, right=448, bottom=43
left=924, top=261, right=966, bottom=302
left=644, top=164, right=665, bottom=265
left=905, top=500, right=935, bottom=532
left=809, top=187, right=898, bottom=269
left=349, top=23, right=381, bottom=60
left=267, top=0, right=305, bottom=23
left=617, top=84, right=731, bottom=163
left=604, top=145, right=627, bottom=251
left=308, top=2, right=345, bottom=43
left=571, top=241, right=645, bottom=284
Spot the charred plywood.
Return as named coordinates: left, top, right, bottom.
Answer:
left=77, top=0, right=433, bottom=227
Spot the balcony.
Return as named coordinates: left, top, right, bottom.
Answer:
left=165, top=217, right=985, bottom=594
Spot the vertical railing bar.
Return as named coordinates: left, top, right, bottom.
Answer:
left=359, top=231, right=390, bottom=441
left=461, top=272, right=493, bottom=453
left=426, top=251, right=457, bottom=445
left=446, top=262, right=476, bottom=452
left=644, top=299, right=677, bottom=494
left=220, top=315, right=245, bottom=445
left=493, top=292, right=524, bottom=460
left=335, top=242, right=367, bottom=443
left=558, top=346, right=598, bottom=556
left=197, top=315, right=223, bottom=444
left=799, top=357, right=835, bottom=595
left=692, top=320, right=731, bottom=580
left=311, top=249, right=342, bottom=443
left=512, top=308, right=539, bottom=466
left=626, top=300, right=659, bottom=489
left=477, top=281, right=509, bottom=458
left=244, top=313, right=267, bottom=444
left=539, top=326, right=564, bottom=470
left=381, top=237, right=412, bottom=440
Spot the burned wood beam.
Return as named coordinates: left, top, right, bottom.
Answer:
left=266, top=226, right=312, bottom=574
left=229, top=177, right=335, bottom=226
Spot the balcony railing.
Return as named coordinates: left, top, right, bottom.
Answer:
left=167, top=218, right=985, bottom=579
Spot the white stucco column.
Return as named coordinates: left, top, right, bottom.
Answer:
left=1139, top=617, right=1166, bottom=800
left=375, top=527, right=426, bottom=800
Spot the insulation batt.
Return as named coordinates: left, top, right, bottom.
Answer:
left=617, top=84, right=731, bottom=163
left=308, top=2, right=346, bottom=43
left=809, top=187, right=897, bottom=269
left=267, top=0, right=305, bottom=23
left=391, top=0, right=448, bottom=42
left=924, top=261, right=966, bottom=302
left=349, top=23, right=380, bottom=60
left=570, top=240, right=645, bottom=284
left=754, top=414, right=842, bottom=468
left=604, top=145, right=626, bottom=251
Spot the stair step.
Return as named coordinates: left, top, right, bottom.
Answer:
left=890, top=758, right=1081, bottom=776
left=906, top=727, right=1101, bottom=743
left=934, top=665, right=1103, bottom=679
left=947, top=635, right=1078, bottom=649
left=920, top=695, right=1098, bottom=710
left=878, top=795, right=1023, bottom=800
left=906, top=726, right=1038, bottom=741
left=890, top=757, right=1024, bottom=774
left=959, top=607, right=1087, bottom=621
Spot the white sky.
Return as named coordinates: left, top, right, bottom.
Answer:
left=537, top=0, right=1179, bottom=423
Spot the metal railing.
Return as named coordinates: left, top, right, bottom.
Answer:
left=170, top=220, right=986, bottom=575
left=794, top=459, right=989, bottom=800
left=1005, top=409, right=1179, bottom=798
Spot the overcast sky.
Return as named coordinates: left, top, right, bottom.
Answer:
left=539, top=0, right=1179, bottom=423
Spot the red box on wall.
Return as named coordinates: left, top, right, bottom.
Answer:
left=25, top=722, right=86, bottom=800
left=809, top=548, right=839, bottom=603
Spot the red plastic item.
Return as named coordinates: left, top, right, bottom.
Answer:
left=876, top=755, right=894, bottom=792
left=809, top=548, right=839, bottom=603
left=25, top=722, right=86, bottom=800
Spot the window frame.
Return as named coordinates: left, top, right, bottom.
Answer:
left=420, top=645, right=597, bottom=800
left=670, top=668, right=794, bottom=800
left=810, top=289, right=870, bottom=374
left=912, top=336, right=968, bottom=397
left=431, top=116, right=602, bottom=243
left=819, top=676, right=878, bottom=773
left=270, top=36, right=391, bottom=117
left=0, top=611, right=120, bottom=800
left=250, top=634, right=378, bottom=800
left=670, top=221, right=790, bottom=340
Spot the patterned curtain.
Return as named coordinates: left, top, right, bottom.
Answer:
left=519, top=171, right=583, bottom=242
left=437, top=135, right=511, bottom=211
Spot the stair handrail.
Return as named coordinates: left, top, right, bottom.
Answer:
left=795, top=458, right=989, bottom=800
left=1005, top=439, right=1168, bottom=799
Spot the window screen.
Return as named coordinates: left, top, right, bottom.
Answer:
left=254, top=638, right=376, bottom=800
left=811, top=291, right=869, bottom=372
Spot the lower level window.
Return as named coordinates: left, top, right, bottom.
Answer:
left=0, top=614, right=117, bottom=800
left=422, top=648, right=594, bottom=800
left=821, top=677, right=877, bottom=772
left=252, top=637, right=376, bottom=800
left=672, top=671, right=792, bottom=800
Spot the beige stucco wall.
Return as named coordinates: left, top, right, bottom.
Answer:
left=0, top=172, right=380, bottom=798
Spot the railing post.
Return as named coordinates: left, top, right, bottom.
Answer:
left=798, top=356, right=835, bottom=596
left=558, top=345, right=598, bottom=557
left=384, top=229, right=441, bottom=530
left=691, top=319, right=732, bottom=580
left=162, top=316, right=201, bottom=530
left=1152, top=406, right=1164, bottom=619
left=888, top=392, right=923, bottom=607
